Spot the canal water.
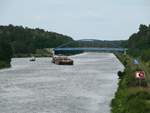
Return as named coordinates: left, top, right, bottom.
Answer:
left=0, top=52, right=124, bottom=113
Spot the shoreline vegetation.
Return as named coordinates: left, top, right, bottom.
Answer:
left=0, top=61, right=11, bottom=69
left=13, top=49, right=53, bottom=58
left=111, top=24, right=150, bottom=113
left=0, top=24, right=73, bottom=58
left=0, top=38, right=13, bottom=69
left=111, top=54, right=150, bottom=113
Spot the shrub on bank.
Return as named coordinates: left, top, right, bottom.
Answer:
left=0, top=60, right=10, bottom=69
left=117, top=71, right=125, bottom=79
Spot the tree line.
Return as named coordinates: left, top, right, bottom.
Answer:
left=0, top=37, right=13, bottom=68
left=0, top=24, right=73, bottom=55
left=127, top=24, right=150, bottom=61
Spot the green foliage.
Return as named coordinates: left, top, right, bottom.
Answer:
left=0, top=60, right=10, bottom=68
left=0, top=24, right=73, bottom=56
left=73, top=40, right=124, bottom=48
left=127, top=24, right=150, bottom=61
left=112, top=88, right=150, bottom=113
left=141, top=49, right=150, bottom=62
left=117, top=71, right=124, bottom=79
left=111, top=54, right=150, bottom=113
left=0, top=37, right=13, bottom=68
left=35, top=49, right=52, bottom=57
left=0, top=40, right=13, bottom=62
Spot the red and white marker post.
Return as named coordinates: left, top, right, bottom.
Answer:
left=135, top=71, right=145, bottom=87
left=135, top=71, right=145, bottom=79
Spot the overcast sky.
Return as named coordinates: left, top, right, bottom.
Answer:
left=0, top=0, right=150, bottom=40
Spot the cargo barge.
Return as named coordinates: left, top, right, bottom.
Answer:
left=52, top=55, right=73, bottom=65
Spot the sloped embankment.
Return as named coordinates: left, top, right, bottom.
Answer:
left=111, top=54, right=150, bottom=113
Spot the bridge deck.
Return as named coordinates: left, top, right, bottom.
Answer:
left=54, top=48, right=127, bottom=52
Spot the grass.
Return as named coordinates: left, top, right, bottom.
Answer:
left=111, top=54, right=150, bottom=113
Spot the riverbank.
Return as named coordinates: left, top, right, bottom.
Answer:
left=0, top=60, right=11, bottom=69
left=13, top=52, right=83, bottom=58
left=111, top=54, right=150, bottom=113
left=13, top=53, right=52, bottom=58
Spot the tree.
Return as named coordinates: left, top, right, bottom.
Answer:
left=127, top=24, right=150, bottom=59
left=0, top=38, right=13, bottom=63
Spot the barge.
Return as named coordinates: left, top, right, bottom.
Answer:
left=52, top=55, right=73, bottom=65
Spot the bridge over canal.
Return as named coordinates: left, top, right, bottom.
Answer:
left=53, top=39, right=127, bottom=54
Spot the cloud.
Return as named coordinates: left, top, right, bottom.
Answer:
left=0, top=0, right=150, bottom=40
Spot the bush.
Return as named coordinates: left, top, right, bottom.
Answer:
left=0, top=37, right=13, bottom=68
left=0, top=39, right=13, bottom=62
left=141, top=49, right=150, bottom=62
left=118, top=71, right=125, bottom=79
left=124, top=91, right=150, bottom=113
left=111, top=88, right=150, bottom=113
left=0, top=60, right=10, bottom=69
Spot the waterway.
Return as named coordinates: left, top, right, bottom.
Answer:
left=0, top=52, right=124, bottom=113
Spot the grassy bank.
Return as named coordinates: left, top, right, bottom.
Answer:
left=111, top=54, right=150, bottom=113
left=13, top=49, right=53, bottom=58
left=13, top=53, right=52, bottom=58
